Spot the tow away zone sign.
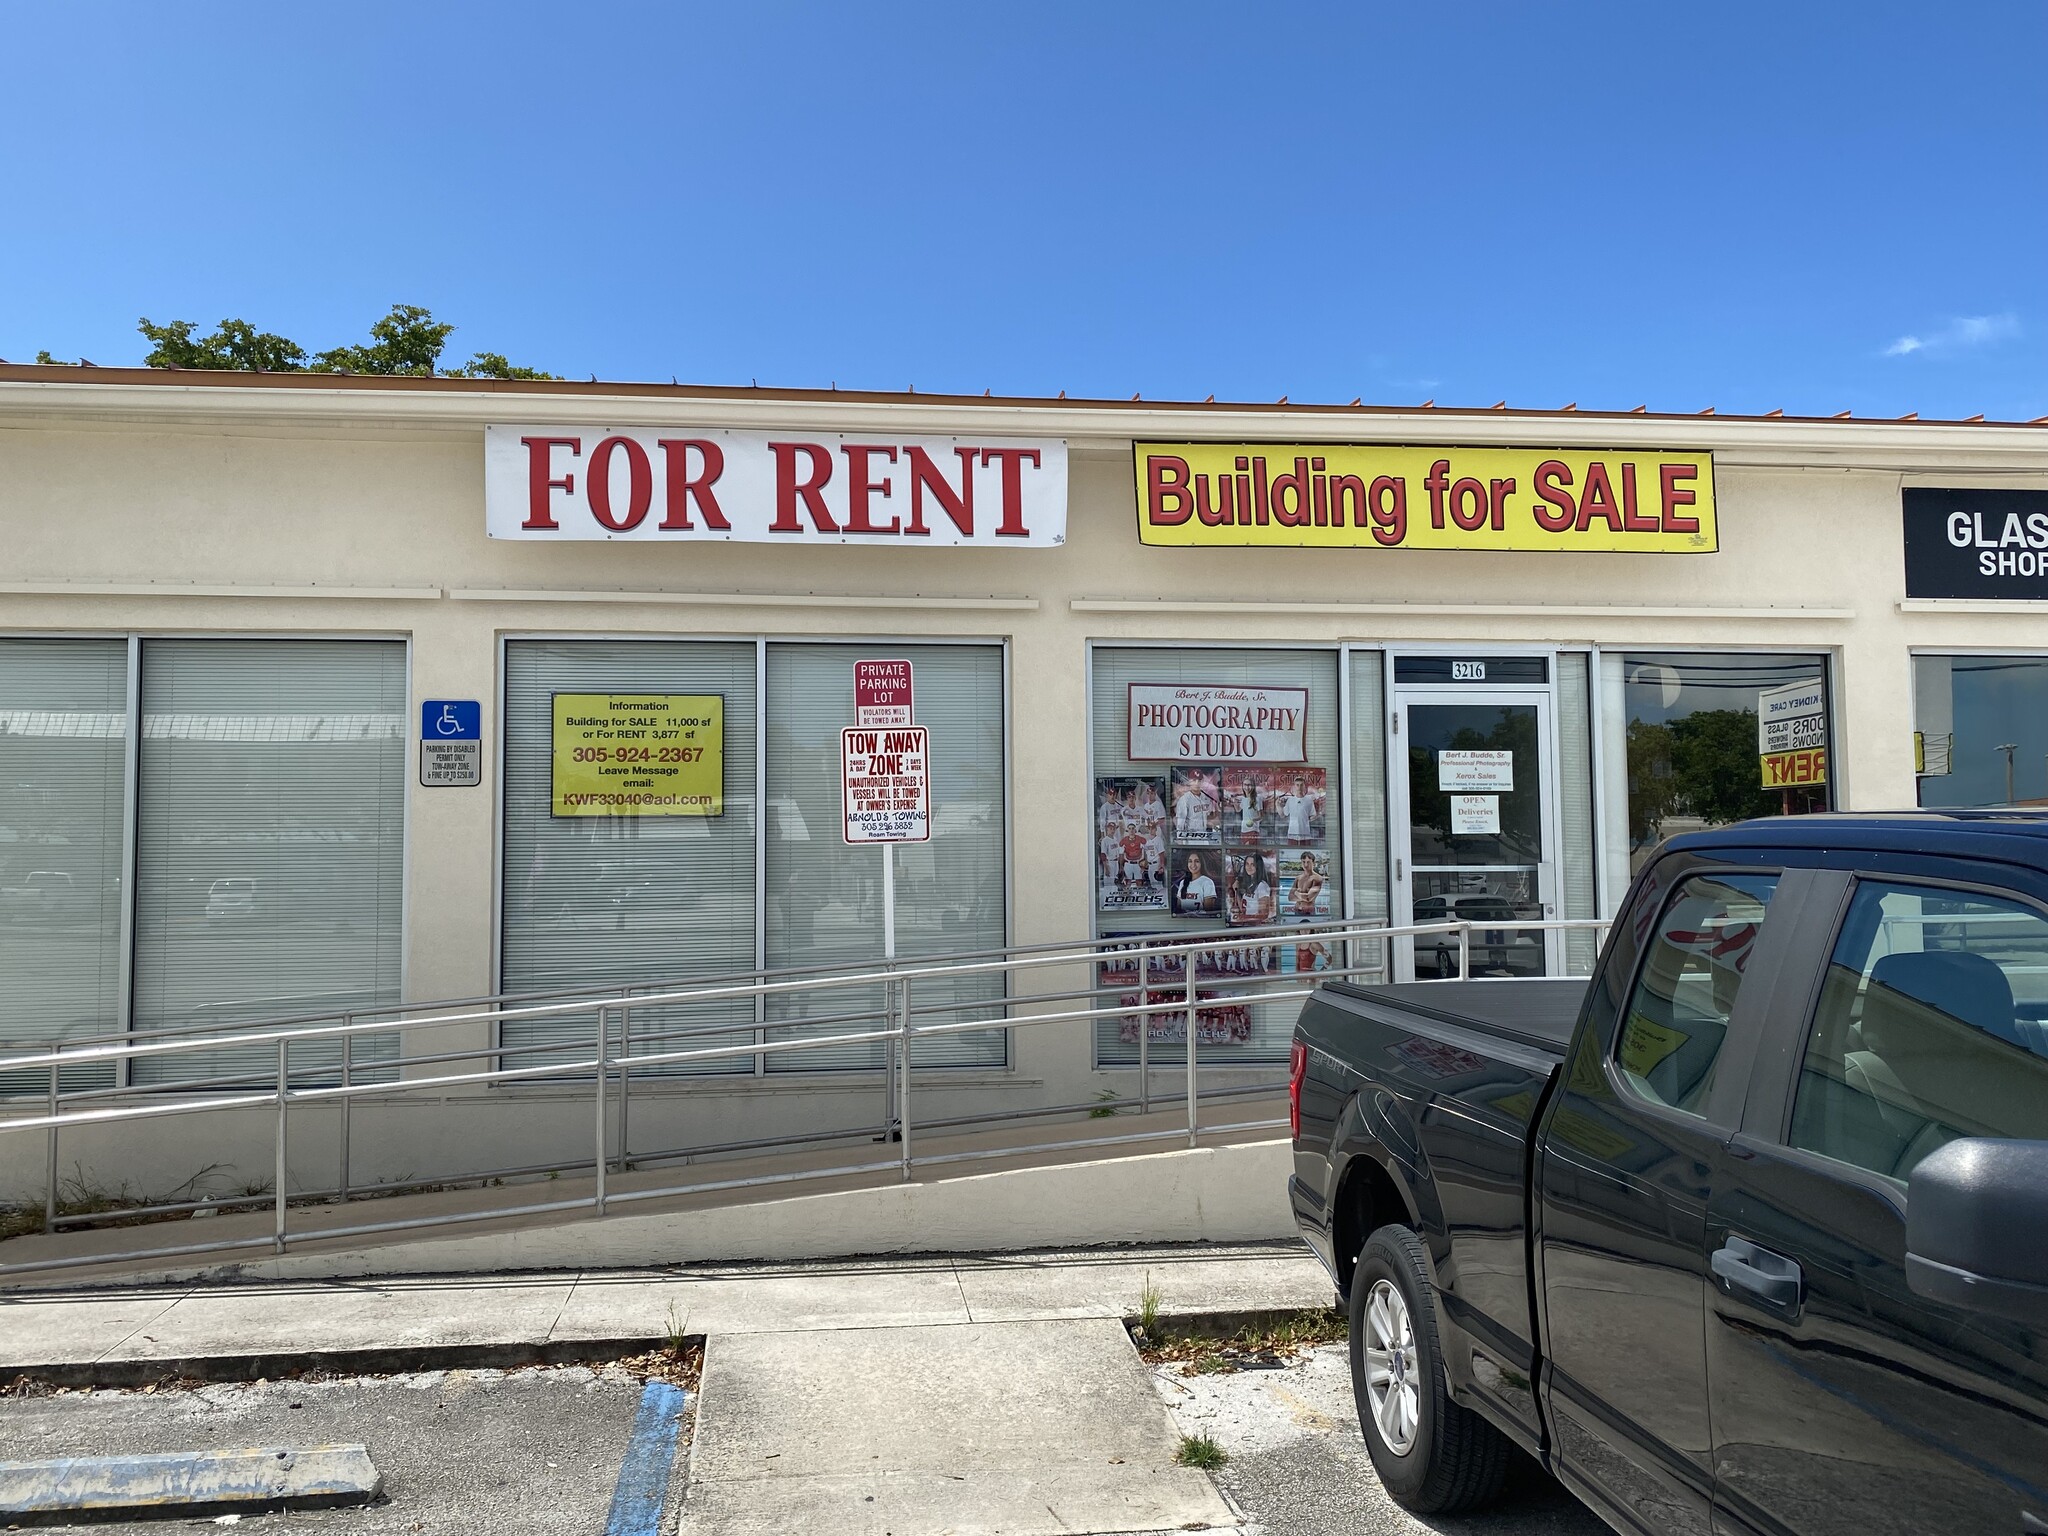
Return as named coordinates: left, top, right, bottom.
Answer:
left=842, top=726, right=930, bottom=843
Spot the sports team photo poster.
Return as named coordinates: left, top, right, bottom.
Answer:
left=1222, top=766, right=1269, bottom=844
left=1169, top=766, right=1222, bottom=846
left=1115, top=991, right=1254, bottom=1046
left=1279, top=847, right=1332, bottom=920
left=1269, top=767, right=1326, bottom=845
left=1169, top=846, right=1224, bottom=918
left=1097, top=932, right=1180, bottom=989
left=1284, top=938, right=1334, bottom=975
left=1095, top=776, right=1168, bottom=912
left=1223, top=848, right=1279, bottom=927
left=1217, top=766, right=1326, bottom=845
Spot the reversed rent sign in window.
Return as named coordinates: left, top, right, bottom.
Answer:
left=842, top=726, right=930, bottom=843
left=1757, top=680, right=1828, bottom=789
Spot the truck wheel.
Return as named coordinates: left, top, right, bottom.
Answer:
left=1350, top=1224, right=1511, bottom=1514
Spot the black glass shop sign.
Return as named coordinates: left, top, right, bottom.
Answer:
left=1903, top=488, right=2048, bottom=599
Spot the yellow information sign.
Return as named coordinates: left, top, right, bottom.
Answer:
left=551, top=693, right=723, bottom=817
left=1134, top=443, right=1716, bottom=552
left=1761, top=747, right=1827, bottom=789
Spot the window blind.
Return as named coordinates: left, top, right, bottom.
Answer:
left=0, top=639, right=128, bottom=1096
left=1556, top=652, right=1599, bottom=975
left=130, top=640, right=406, bottom=1088
left=501, top=640, right=759, bottom=1076
left=1346, top=650, right=1389, bottom=982
left=1089, top=646, right=1343, bottom=1067
left=764, top=643, right=1006, bottom=1071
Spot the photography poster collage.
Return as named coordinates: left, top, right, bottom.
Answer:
left=1097, top=762, right=1332, bottom=1047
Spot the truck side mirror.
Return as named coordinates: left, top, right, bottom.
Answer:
left=1906, top=1138, right=2048, bottom=1327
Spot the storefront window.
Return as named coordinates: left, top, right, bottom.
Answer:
left=1597, top=650, right=1831, bottom=895
left=501, top=640, right=759, bottom=1075
left=1089, top=645, right=1343, bottom=1066
left=131, top=640, right=407, bottom=1086
left=0, top=639, right=128, bottom=1093
left=500, top=638, right=1007, bottom=1076
left=765, top=643, right=1006, bottom=1070
left=1914, top=654, right=2048, bottom=807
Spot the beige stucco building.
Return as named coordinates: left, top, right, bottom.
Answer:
left=3, top=364, right=2046, bottom=1199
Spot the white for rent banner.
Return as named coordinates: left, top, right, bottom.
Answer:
left=486, top=425, right=1067, bottom=546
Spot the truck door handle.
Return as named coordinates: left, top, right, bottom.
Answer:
left=1712, top=1236, right=1803, bottom=1319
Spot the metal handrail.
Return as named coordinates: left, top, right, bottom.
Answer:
left=0, top=913, right=1387, bottom=1075
left=0, top=915, right=1610, bottom=1278
left=0, top=913, right=1370, bottom=1057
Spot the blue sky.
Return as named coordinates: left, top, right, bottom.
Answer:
left=5, top=2, right=2044, bottom=419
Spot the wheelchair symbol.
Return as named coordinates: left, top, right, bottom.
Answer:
left=435, top=705, right=463, bottom=737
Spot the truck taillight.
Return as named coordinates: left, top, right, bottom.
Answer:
left=1288, top=1039, right=1307, bottom=1140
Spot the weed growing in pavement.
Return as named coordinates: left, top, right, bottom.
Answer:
left=663, top=1301, right=691, bottom=1359
left=1131, top=1307, right=1346, bottom=1376
left=1136, top=1273, right=1163, bottom=1338
left=0, top=1161, right=244, bottom=1242
left=1089, top=1089, right=1121, bottom=1119
left=615, top=1338, right=703, bottom=1392
left=1176, top=1433, right=1228, bottom=1469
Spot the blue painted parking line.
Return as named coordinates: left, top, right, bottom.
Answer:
left=603, top=1381, right=691, bottom=1536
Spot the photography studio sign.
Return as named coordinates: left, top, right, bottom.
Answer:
left=1902, top=488, right=2048, bottom=599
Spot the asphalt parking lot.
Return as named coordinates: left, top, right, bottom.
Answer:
left=0, top=1365, right=689, bottom=1535
left=1, top=1339, right=1610, bottom=1535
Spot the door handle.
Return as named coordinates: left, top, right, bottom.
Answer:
left=1712, top=1236, right=1803, bottom=1319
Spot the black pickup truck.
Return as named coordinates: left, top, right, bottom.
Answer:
left=1288, top=814, right=2048, bottom=1536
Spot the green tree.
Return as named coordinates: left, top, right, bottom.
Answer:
left=1628, top=707, right=1791, bottom=853
left=1625, top=717, right=1677, bottom=848
left=1667, top=708, right=1777, bottom=826
left=138, top=317, right=307, bottom=371
left=121, top=305, right=557, bottom=378
left=307, top=303, right=452, bottom=376
left=445, top=351, right=559, bottom=381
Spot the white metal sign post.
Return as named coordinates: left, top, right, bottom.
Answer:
left=848, top=659, right=920, bottom=959
left=842, top=725, right=931, bottom=959
left=842, top=721, right=931, bottom=1168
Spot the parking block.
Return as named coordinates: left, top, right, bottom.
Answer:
left=0, top=1443, right=382, bottom=1524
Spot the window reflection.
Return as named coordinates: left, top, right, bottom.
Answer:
left=1599, top=652, right=1830, bottom=883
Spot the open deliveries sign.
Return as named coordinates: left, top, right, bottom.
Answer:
left=552, top=694, right=723, bottom=817
left=842, top=726, right=930, bottom=843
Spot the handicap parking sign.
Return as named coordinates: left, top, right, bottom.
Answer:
left=422, top=700, right=482, bottom=741
left=420, top=700, right=483, bottom=785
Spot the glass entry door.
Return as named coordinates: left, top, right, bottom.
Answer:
left=1390, top=690, right=1559, bottom=980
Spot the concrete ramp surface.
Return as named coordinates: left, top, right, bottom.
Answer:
left=681, top=1318, right=1236, bottom=1536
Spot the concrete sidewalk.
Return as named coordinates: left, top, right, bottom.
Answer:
left=0, top=1242, right=1331, bottom=1380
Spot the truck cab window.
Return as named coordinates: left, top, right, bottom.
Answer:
left=1791, top=880, right=2048, bottom=1182
left=1615, top=872, right=1779, bottom=1115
